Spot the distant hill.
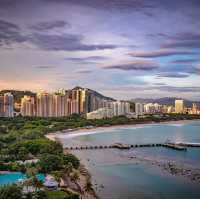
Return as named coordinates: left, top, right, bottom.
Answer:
left=0, top=90, right=36, bottom=103
left=132, top=97, right=199, bottom=107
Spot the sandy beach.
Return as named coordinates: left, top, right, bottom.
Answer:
left=45, top=119, right=200, bottom=142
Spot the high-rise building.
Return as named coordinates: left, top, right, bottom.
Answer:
left=36, top=92, right=54, bottom=117
left=192, top=103, right=199, bottom=115
left=135, top=103, right=144, bottom=117
left=3, top=93, right=14, bottom=117
left=54, top=94, right=62, bottom=117
left=21, top=95, right=35, bottom=116
left=71, top=99, right=79, bottom=114
left=70, top=88, right=89, bottom=114
left=53, top=94, right=69, bottom=117
left=167, top=106, right=174, bottom=113
left=79, top=89, right=88, bottom=114
left=175, top=100, right=184, bottom=113
left=16, top=87, right=116, bottom=118
left=144, top=103, right=162, bottom=114
left=65, top=98, right=71, bottom=116
left=111, top=101, right=130, bottom=116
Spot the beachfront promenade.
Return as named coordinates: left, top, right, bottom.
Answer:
left=64, top=142, right=200, bottom=151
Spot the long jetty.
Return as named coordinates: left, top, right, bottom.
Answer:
left=64, top=142, right=195, bottom=151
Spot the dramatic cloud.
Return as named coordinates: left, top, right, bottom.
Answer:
left=45, top=0, right=154, bottom=11
left=28, top=33, right=118, bottom=51
left=157, top=72, right=190, bottom=78
left=35, top=66, right=56, bottom=69
left=1, top=0, right=200, bottom=100
left=153, top=83, right=166, bottom=86
left=157, top=86, right=200, bottom=93
left=163, top=33, right=200, bottom=49
left=104, top=60, right=159, bottom=71
left=76, top=70, right=93, bottom=74
left=0, top=19, right=27, bottom=46
left=0, top=21, right=118, bottom=51
left=128, top=49, right=195, bottom=58
left=65, top=56, right=109, bottom=62
left=30, top=20, right=70, bottom=31
left=107, top=85, right=200, bottom=93
left=170, top=59, right=200, bottom=64
left=193, top=65, right=200, bottom=73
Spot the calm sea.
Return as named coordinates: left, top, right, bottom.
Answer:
left=62, top=121, right=200, bottom=199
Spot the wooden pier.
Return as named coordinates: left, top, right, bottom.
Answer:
left=65, top=142, right=189, bottom=151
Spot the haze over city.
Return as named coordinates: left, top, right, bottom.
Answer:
left=0, top=0, right=200, bottom=100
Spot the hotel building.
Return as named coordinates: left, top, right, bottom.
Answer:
left=86, top=101, right=131, bottom=119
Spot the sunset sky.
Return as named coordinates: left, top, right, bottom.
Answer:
left=0, top=0, right=200, bottom=100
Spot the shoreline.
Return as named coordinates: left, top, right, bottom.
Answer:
left=46, top=119, right=200, bottom=141
left=45, top=118, right=200, bottom=199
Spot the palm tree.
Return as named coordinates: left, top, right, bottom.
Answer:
left=70, top=170, right=80, bottom=182
left=32, top=176, right=43, bottom=191
left=70, top=170, right=82, bottom=193
left=61, top=162, right=73, bottom=187
left=26, top=167, right=37, bottom=179
left=63, top=162, right=73, bottom=176
left=25, top=167, right=41, bottom=192
left=85, top=177, right=92, bottom=192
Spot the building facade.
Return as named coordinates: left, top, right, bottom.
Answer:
left=135, top=103, right=144, bottom=117
left=0, top=93, right=14, bottom=117
left=175, top=100, right=184, bottom=113
left=21, top=95, right=35, bottom=116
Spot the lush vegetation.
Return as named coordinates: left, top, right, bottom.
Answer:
left=0, top=184, right=79, bottom=199
left=0, top=116, right=83, bottom=198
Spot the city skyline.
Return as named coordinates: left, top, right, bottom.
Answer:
left=0, top=0, right=200, bottom=100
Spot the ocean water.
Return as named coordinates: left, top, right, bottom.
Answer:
left=62, top=121, right=200, bottom=199
left=0, top=172, right=45, bottom=186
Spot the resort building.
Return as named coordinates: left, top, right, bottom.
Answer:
left=44, top=175, right=58, bottom=190
left=87, top=107, right=114, bottom=119
left=86, top=101, right=131, bottom=119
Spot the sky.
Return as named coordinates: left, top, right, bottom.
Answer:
left=0, top=0, right=200, bottom=100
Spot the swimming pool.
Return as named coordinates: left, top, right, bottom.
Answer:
left=0, top=172, right=45, bottom=186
